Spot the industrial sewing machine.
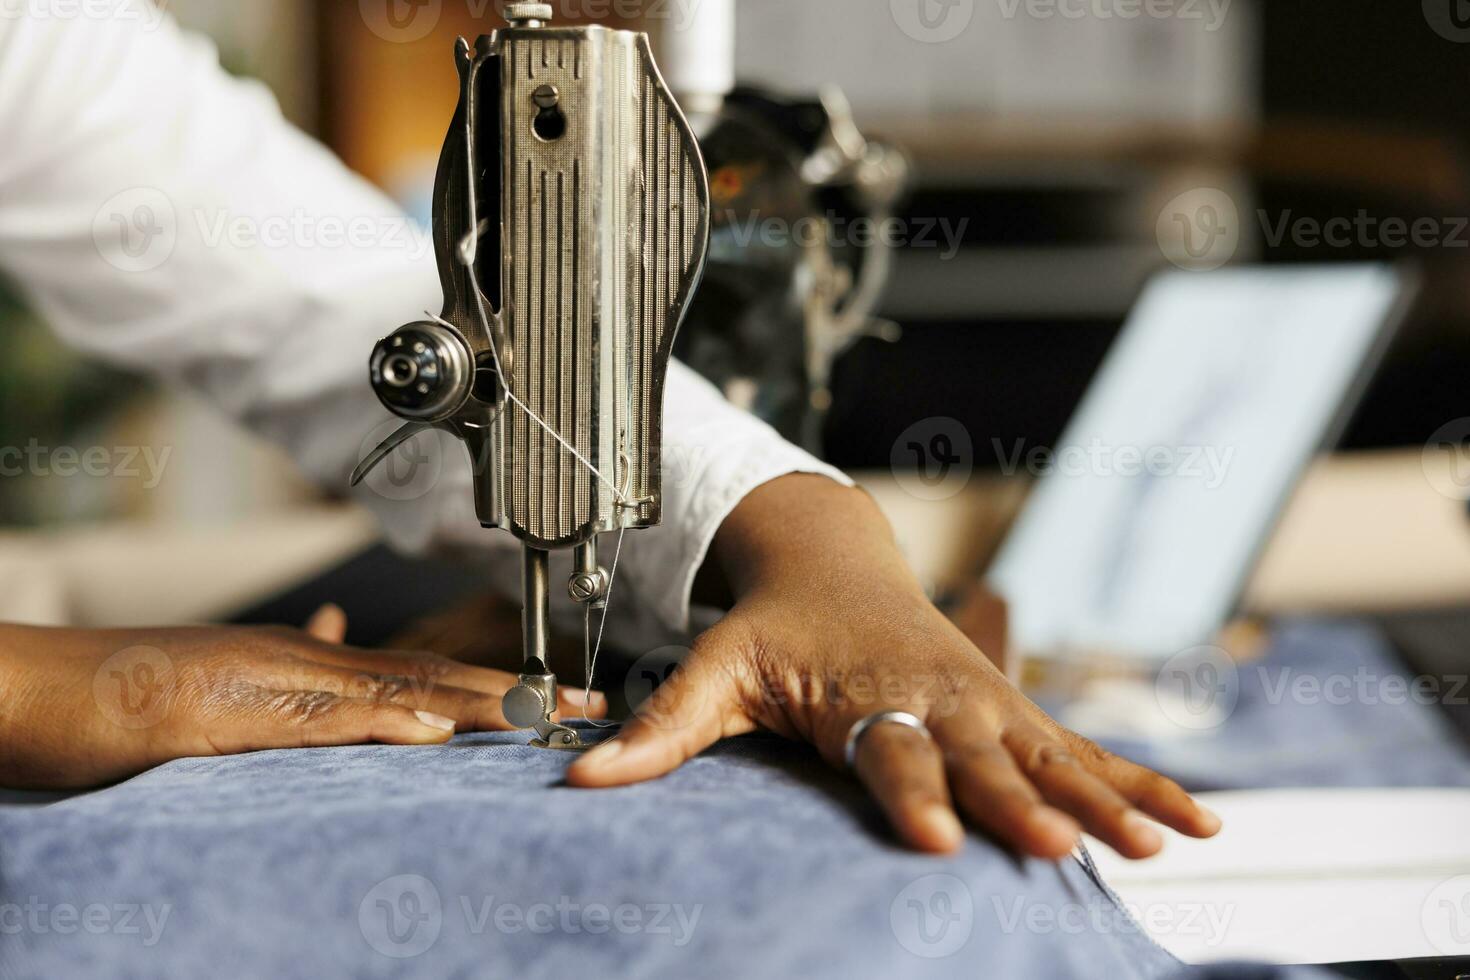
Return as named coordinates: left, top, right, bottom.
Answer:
left=351, top=3, right=710, bottom=749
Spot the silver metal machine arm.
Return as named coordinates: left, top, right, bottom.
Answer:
left=353, top=2, right=711, bottom=749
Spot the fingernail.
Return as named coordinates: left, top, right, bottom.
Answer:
left=1124, top=811, right=1164, bottom=851
left=560, top=687, right=606, bottom=709
left=1197, top=806, right=1223, bottom=834
left=415, top=711, right=455, bottom=732
left=922, top=805, right=965, bottom=849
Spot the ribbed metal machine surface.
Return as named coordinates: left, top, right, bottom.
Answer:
left=502, top=30, right=705, bottom=546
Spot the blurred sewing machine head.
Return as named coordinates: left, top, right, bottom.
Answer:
left=655, top=1, right=911, bottom=450
left=683, top=86, right=909, bottom=450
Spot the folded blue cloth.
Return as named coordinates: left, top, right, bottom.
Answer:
left=1089, top=620, right=1470, bottom=791
left=0, top=727, right=1320, bottom=980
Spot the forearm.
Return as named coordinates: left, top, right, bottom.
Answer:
left=0, top=625, right=32, bottom=784
left=709, top=474, right=928, bottom=605
left=0, top=625, right=113, bottom=789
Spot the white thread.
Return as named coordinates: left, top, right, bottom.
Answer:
left=579, top=608, right=616, bottom=729
left=579, top=524, right=627, bottom=727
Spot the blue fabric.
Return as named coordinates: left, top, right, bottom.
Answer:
left=0, top=727, right=1319, bottom=980
left=4, top=618, right=1419, bottom=978
left=1088, top=619, right=1470, bottom=791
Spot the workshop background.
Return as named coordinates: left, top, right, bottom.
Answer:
left=2, top=0, right=1469, bottom=668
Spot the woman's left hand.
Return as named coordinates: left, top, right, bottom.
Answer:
left=568, top=475, right=1221, bottom=860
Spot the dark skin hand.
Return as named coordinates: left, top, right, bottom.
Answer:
left=0, top=605, right=606, bottom=790
left=567, top=474, right=1221, bottom=860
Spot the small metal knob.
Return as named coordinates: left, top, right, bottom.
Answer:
left=504, top=3, right=553, bottom=26
left=501, top=684, right=548, bottom=731
left=369, top=323, right=472, bottom=422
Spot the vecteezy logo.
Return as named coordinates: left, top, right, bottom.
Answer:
left=1154, top=645, right=1239, bottom=733
left=1156, top=188, right=1240, bottom=272
left=890, top=874, right=974, bottom=958
left=1422, top=418, right=1470, bottom=500
left=1422, top=875, right=1470, bottom=954
left=891, top=0, right=975, bottom=43
left=92, top=188, right=177, bottom=274
left=359, top=875, right=443, bottom=958
left=624, top=646, right=704, bottom=731
left=891, top=417, right=974, bottom=501
left=355, top=419, right=448, bottom=502
left=360, top=0, right=442, bottom=43
left=92, top=646, right=174, bottom=730
left=1424, top=0, right=1470, bottom=42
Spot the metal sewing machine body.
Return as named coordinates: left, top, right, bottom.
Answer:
left=353, top=3, right=711, bottom=749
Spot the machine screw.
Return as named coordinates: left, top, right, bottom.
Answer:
left=568, top=569, right=608, bottom=604
left=532, top=84, right=560, bottom=109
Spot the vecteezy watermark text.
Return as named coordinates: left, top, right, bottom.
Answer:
left=192, top=209, right=433, bottom=259
left=0, top=441, right=171, bottom=489
left=93, top=188, right=435, bottom=274
left=0, top=899, right=171, bottom=947
left=623, top=647, right=971, bottom=731
left=358, top=875, right=702, bottom=958
left=995, top=0, right=1233, bottom=32
left=1159, top=187, right=1470, bottom=271
left=722, top=211, right=969, bottom=262
left=1156, top=644, right=1470, bottom=734
left=993, top=438, right=1235, bottom=489
left=0, top=0, right=170, bottom=31
left=889, top=873, right=1236, bottom=959
left=1255, top=667, right=1469, bottom=709
left=458, top=896, right=701, bottom=945
left=1259, top=210, right=1470, bottom=251
left=991, top=896, right=1235, bottom=945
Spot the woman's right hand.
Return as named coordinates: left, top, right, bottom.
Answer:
left=0, top=605, right=606, bottom=790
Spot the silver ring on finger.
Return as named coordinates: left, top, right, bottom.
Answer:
left=844, top=710, right=931, bottom=771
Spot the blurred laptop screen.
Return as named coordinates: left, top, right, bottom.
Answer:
left=988, top=265, right=1408, bottom=661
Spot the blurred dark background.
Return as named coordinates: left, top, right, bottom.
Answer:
left=825, top=0, right=1470, bottom=468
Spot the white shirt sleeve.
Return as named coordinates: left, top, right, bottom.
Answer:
left=0, top=1, right=850, bottom=634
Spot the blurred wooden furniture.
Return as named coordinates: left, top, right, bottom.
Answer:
left=1247, top=450, right=1470, bottom=613
left=2, top=450, right=1460, bottom=630
left=0, top=506, right=375, bottom=628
